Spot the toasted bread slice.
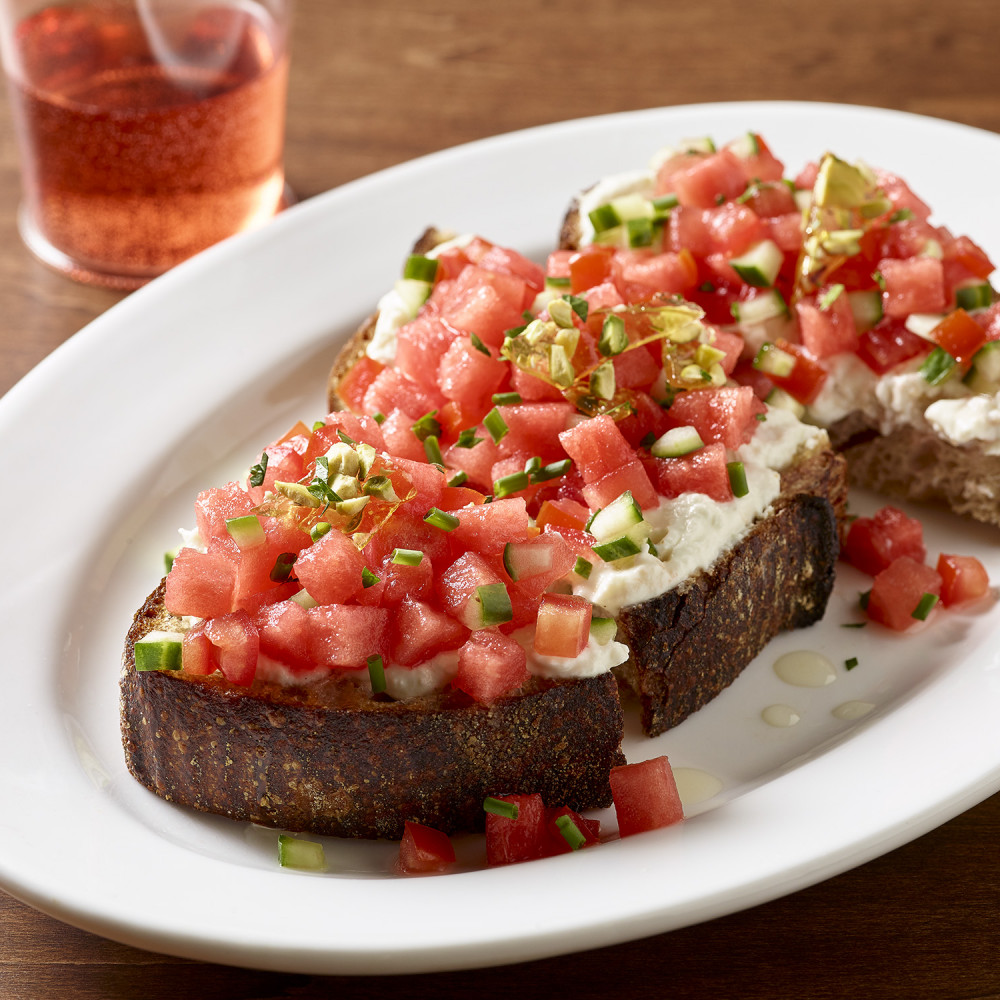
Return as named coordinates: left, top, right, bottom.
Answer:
left=324, top=230, right=849, bottom=741
left=615, top=447, right=844, bottom=736
left=121, top=583, right=625, bottom=840
left=557, top=150, right=1000, bottom=530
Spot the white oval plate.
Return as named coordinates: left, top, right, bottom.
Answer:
left=2, top=102, right=1000, bottom=975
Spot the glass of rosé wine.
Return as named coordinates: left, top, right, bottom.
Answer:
left=0, top=0, right=292, bottom=289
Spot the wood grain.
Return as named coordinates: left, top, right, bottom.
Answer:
left=2, top=0, right=1000, bottom=996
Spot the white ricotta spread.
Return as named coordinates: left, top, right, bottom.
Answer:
left=573, top=408, right=826, bottom=616
left=366, top=233, right=473, bottom=365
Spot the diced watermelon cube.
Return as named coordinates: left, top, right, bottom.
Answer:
left=867, top=557, right=943, bottom=632
left=666, top=385, right=765, bottom=449
left=450, top=497, right=532, bottom=554
left=378, top=557, right=435, bottom=606
left=253, top=599, right=314, bottom=672
left=395, top=313, right=463, bottom=392
left=204, top=610, right=259, bottom=687
left=936, top=554, right=990, bottom=607
left=558, top=414, right=637, bottom=484
left=797, top=294, right=858, bottom=359
left=431, top=265, right=529, bottom=348
left=389, top=597, right=470, bottom=667
left=644, top=442, right=733, bottom=502
left=294, top=529, right=367, bottom=605
left=485, top=793, right=547, bottom=865
left=541, top=806, right=601, bottom=855
left=670, top=149, right=748, bottom=209
left=398, top=821, right=456, bottom=874
left=507, top=365, right=564, bottom=403
left=611, top=249, right=698, bottom=302
left=378, top=408, right=428, bottom=463
left=443, top=431, right=501, bottom=493
left=437, top=551, right=507, bottom=630
left=181, top=620, right=216, bottom=675
left=194, top=481, right=256, bottom=543
left=533, top=593, right=592, bottom=658
left=495, top=402, right=575, bottom=461
left=842, top=505, right=925, bottom=576
left=165, top=543, right=236, bottom=619
left=336, top=354, right=385, bottom=416
left=610, top=757, right=684, bottom=836
left=581, top=460, right=658, bottom=511
left=307, top=604, right=390, bottom=668
left=362, top=367, right=445, bottom=421
left=437, top=335, right=509, bottom=408
left=879, top=257, right=947, bottom=318
left=454, top=628, right=529, bottom=703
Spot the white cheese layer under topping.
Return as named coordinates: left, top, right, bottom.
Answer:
left=572, top=408, right=827, bottom=617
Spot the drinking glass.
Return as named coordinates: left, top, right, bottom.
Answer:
left=0, top=0, right=292, bottom=289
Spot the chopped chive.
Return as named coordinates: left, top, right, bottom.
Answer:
left=309, top=522, right=332, bottom=543
left=391, top=548, right=424, bottom=566
left=845, top=656, right=859, bottom=670
left=483, top=797, right=519, bottom=820
left=530, top=458, right=572, bottom=484
left=554, top=814, right=587, bottom=851
left=367, top=654, right=386, bottom=694
left=639, top=431, right=656, bottom=449
left=573, top=556, right=593, bottom=579
left=699, top=281, right=716, bottom=293
left=361, top=566, right=380, bottom=588
left=447, top=470, right=468, bottom=487
left=859, top=589, right=871, bottom=610
left=912, top=592, right=939, bottom=621
left=248, top=451, right=269, bottom=488
left=493, top=471, right=530, bottom=498
left=312, top=420, right=326, bottom=431
left=403, top=253, right=439, bottom=282
left=588, top=203, right=620, bottom=233
left=373, top=411, right=386, bottom=424
left=456, top=427, right=483, bottom=449
left=841, top=621, right=867, bottom=629
left=920, top=347, right=956, bottom=386
left=337, top=429, right=356, bottom=446
left=483, top=407, right=509, bottom=444
left=410, top=410, right=441, bottom=442
left=546, top=275, right=572, bottom=288
left=598, top=314, right=628, bottom=356
left=818, top=283, right=845, bottom=310
left=423, top=434, right=445, bottom=467
left=270, top=551, right=297, bottom=583
left=469, top=331, right=491, bottom=356
left=424, top=507, right=460, bottom=531
left=627, top=216, right=654, bottom=248
left=652, top=192, right=679, bottom=214
left=727, top=461, right=749, bottom=498
left=524, top=455, right=542, bottom=474
left=492, top=391, right=522, bottom=406
left=504, top=323, right=528, bottom=339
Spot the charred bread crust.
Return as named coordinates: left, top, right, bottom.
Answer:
left=120, top=583, right=625, bottom=840
left=615, top=446, right=845, bottom=737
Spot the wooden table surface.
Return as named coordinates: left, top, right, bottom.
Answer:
left=2, top=1, right=1000, bottom=996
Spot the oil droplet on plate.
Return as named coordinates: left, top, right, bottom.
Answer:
left=773, top=649, right=837, bottom=688
left=673, top=767, right=723, bottom=806
left=761, top=703, right=801, bottom=727
left=832, top=700, right=875, bottom=721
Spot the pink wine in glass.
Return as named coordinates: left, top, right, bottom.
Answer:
left=5, top=1, right=289, bottom=287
